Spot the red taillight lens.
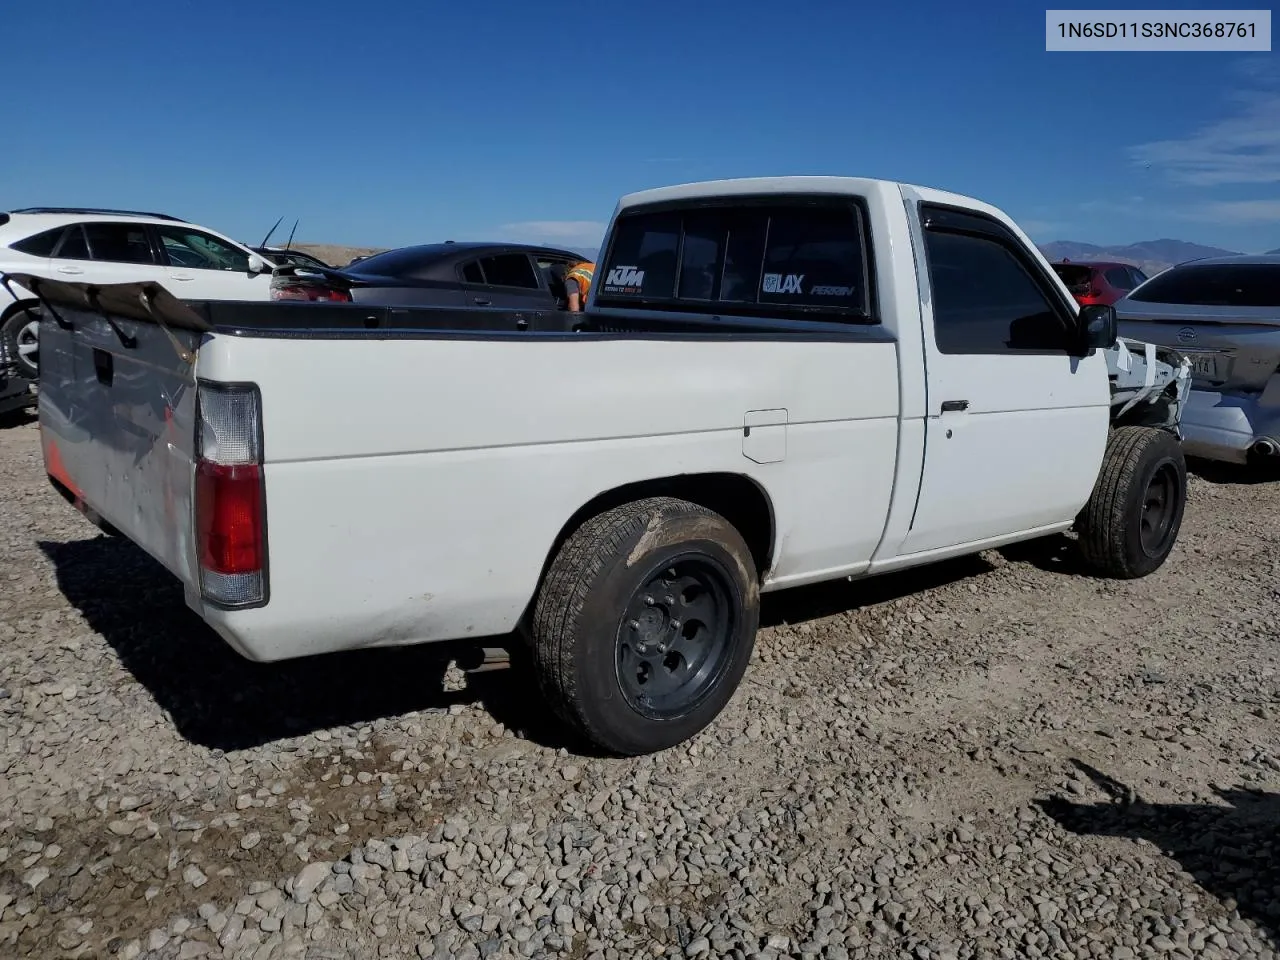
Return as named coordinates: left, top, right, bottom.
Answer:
left=195, top=382, right=267, bottom=607
left=196, top=462, right=263, bottom=575
left=271, top=283, right=351, bottom=302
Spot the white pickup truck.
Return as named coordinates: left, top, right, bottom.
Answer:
left=10, top=176, right=1192, bottom=757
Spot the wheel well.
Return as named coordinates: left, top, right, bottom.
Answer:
left=1, top=298, right=39, bottom=324
left=543, top=473, right=775, bottom=585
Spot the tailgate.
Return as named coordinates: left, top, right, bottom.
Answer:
left=15, top=274, right=209, bottom=585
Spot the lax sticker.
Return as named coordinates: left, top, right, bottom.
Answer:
left=762, top=272, right=804, bottom=295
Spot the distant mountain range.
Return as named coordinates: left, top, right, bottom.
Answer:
left=295, top=239, right=1275, bottom=276
left=292, top=243, right=387, bottom=266
left=1036, top=239, right=1252, bottom=276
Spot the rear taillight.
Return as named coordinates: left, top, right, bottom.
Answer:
left=195, top=382, right=267, bottom=607
left=271, top=283, right=351, bottom=302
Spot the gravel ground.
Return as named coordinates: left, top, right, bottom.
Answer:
left=2, top=411, right=1279, bottom=960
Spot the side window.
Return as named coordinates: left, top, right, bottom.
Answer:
left=1128, top=266, right=1148, bottom=287
left=598, top=212, right=680, bottom=298
left=478, top=254, right=538, bottom=289
left=460, top=260, right=484, bottom=284
left=55, top=226, right=90, bottom=260
left=1104, top=266, right=1134, bottom=290
left=758, top=207, right=866, bottom=309
left=10, top=227, right=65, bottom=257
left=924, top=227, right=1070, bottom=355
left=155, top=226, right=249, bottom=272
left=83, top=223, right=155, bottom=264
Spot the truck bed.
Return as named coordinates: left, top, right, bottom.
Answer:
left=21, top=276, right=902, bottom=662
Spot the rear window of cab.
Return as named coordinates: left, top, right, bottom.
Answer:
left=595, top=199, right=874, bottom=321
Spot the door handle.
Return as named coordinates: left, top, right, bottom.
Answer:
left=472, top=297, right=491, bottom=306
left=56, top=266, right=84, bottom=275
left=171, top=274, right=194, bottom=281
left=940, top=399, right=969, bottom=412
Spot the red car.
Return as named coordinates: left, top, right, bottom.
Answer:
left=1050, top=259, right=1149, bottom=306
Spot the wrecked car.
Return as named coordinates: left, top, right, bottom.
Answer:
left=1116, top=254, right=1280, bottom=466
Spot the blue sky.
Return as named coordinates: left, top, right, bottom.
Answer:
left=3, top=0, right=1277, bottom=253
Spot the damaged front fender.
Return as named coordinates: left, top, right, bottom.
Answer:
left=1105, top=337, right=1192, bottom=435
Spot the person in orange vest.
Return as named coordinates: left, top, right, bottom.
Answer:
left=563, top=260, right=595, bottom=312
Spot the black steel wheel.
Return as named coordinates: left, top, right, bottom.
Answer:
left=615, top=555, right=737, bottom=721
left=531, top=496, right=760, bottom=756
left=1077, top=426, right=1186, bottom=579
left=1139, top=461, right=1180, bottom=558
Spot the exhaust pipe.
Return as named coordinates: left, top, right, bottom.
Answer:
left=456, top=646, right=511, bottom=674
left=1250, top=438, right=1280, bottom=458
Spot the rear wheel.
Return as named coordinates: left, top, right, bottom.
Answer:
left=531, top=497, right=759, bottom=756
left=1, top=303, right=41, bottom=380
left=1076, top=426, right=1186, bottom=578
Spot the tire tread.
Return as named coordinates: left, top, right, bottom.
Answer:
left=1077, top=425, right=1184, bottom=578
left=531, top=496, right=726, bottom=752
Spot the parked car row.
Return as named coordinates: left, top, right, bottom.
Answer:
left=1050, top=253, right=1280, bottom=467
left=0, top=207, right=594, bottom=390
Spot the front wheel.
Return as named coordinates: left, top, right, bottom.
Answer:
left=1076, top=426, right=1186, bottom=579
left=531, top=497, right=760, bottom=756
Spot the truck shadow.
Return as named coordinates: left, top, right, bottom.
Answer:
left=0, top=407, right=37, bottom=430
left=37, top=536, right=590, bottom=756
left=760, top=553, right=995, bottom=627
left=1037, top=760, right=1280, bottom=946
left=993, top=534, right=1087, bottom=575
left=1187, top=456, right=1280, bottom=486
left=39, top=536, right=997, bottom=757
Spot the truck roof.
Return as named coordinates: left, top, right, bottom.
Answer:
left=616, top=176, right=1006, bottom=220
left=612, top=175, right=1042, bottom=274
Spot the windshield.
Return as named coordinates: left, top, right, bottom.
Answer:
left=1126, top=262, right=1280, bottom=308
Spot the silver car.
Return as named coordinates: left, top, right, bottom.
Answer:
left=1116, top=255, right=1280, bottom=466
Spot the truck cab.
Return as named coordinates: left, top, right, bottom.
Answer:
left=585, top=178, right=1156, bottom=569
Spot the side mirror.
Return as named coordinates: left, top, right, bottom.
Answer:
left=1079, top=304, right=1117, bottom=351
left=247, top=254, right=269, bottom=274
